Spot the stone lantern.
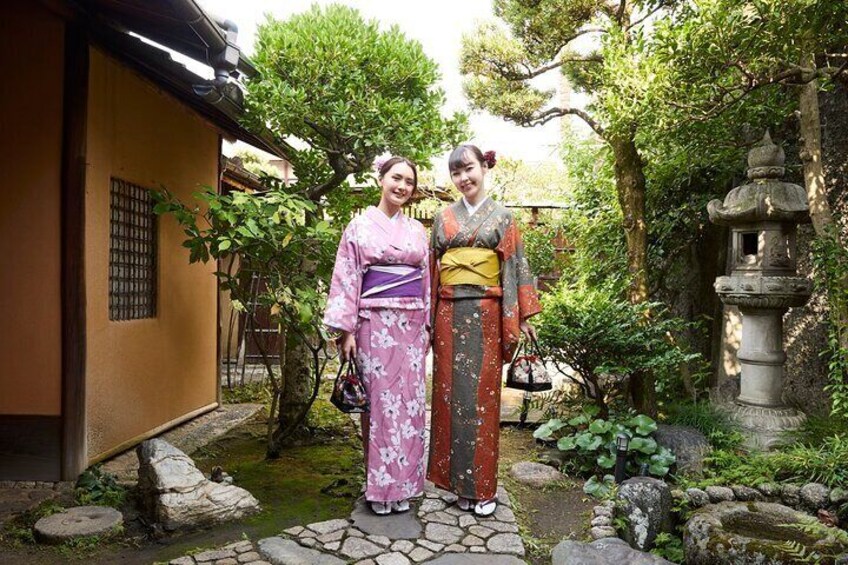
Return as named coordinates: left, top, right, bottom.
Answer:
left=707, top=131, right=813, bottom=450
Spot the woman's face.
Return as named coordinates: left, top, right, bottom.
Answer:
left=379, top=162, right=416, bottom=208
left=449, top=151, right=487, bottom=201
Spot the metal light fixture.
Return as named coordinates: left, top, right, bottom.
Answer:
left=614, top=433, right=630, bottom=484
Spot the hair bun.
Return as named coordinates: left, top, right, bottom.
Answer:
left=483, top=150, right=497, bottom=169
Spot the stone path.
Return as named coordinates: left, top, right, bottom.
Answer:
left=169, top=482, right=527, bottom=564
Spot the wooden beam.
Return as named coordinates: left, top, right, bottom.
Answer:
left=60, top=23, right=89, bottom=481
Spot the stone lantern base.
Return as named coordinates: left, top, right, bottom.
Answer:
left=727, top=402, right=806, bottom=451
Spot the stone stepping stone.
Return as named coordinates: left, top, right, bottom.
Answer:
left=426, top=555, right=526, bottom=565
left=350, top=498, right=422, bottom=539
left=257, top=537, right=344, bottom=565
left=509, top=461, right=564, bottom=487
left=34, top=505, right=123, bottom=545
left=552, top=537, right=674, bottom=565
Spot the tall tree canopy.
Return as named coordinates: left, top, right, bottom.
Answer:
left=461, top=0, right=669, bottom=414
left=245, top=4, right=467, bottom=201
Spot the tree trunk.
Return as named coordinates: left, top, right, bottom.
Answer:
left=799, top=56, right=848, bottom=365
left=609, top=134, right=657, bottom=416
left=610, top=135, right=650, bottom=305
left=799, top=57, right=835, bottom=236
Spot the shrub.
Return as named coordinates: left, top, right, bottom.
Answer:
left=664, top=401, right=743, bottom=450
left=535, top=283, right=699, bottom=417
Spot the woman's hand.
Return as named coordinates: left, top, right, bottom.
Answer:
left=519, top=319, right=537, bottom=342
left=339, top=331, right=357, bottom=361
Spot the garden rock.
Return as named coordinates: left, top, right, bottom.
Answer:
left=757, top=483, right=781, bottom=498
left=508, top=461, right=564, bottom=487
left=653, top=424, right=710, bottom=475
left=34, top=505, right=123, bottom=544
left=731, top=485, right=763, bottom=501
left=831, top=488, right=848, bottom=506
left=616, top=477, right=673, bottom=550
left=705, top=485, right=734, bottom=503
left=136, top=439, right=260, bottom=530
left=800, top=483, right=830, bottom=511
left=683, top=501, right=848, bottom=565
left=685, top=488, right=710, bottom=508
left=781, top=484, right=801, bottom=506
left=552, top=537, right=674, bottom=565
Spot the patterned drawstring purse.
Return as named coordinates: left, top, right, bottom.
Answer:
left=330, top=358, right=369, bottom=413
left=506, top=336, right=553, bottom=392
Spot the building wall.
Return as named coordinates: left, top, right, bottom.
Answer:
left=0, top=2, right=65, bottom=480
left=85, top=47, right=219, bottom=462
left=0, top=3, right=64, bottom=417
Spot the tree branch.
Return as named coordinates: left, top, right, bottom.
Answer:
left=519, top=106, right=605, bottom=137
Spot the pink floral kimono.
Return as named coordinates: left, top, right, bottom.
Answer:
left=323, top=206, right=430, bottom=503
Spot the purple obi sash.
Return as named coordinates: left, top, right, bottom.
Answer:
left=361, top=265, right=423, bottom=298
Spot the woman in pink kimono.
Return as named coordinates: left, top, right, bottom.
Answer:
left=323, top=157, right=430, bottom=516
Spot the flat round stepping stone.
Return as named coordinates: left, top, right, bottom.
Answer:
left=350, top=498, right=422, bottom=539
left=34, top=505, right=123, bottom=544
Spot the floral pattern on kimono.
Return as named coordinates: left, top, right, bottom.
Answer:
left=324, top=207, right=430, bottom=502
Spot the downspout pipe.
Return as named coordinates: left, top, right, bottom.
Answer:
left=171, top=0, right=256, bottom=81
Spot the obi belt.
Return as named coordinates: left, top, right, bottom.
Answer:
left=361, top=264, right=423, bottom=298
left=439, top=248, right=500, bottom=287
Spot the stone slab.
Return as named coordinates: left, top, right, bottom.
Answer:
left=350, top=498, right=423, bottom=539
left=257, top=537, right=345, bottom=565
left=426, top=555, right=526, bottom=565
left=552, top=538, right=674, bottom=565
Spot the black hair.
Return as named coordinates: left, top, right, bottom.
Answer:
left=448, top=144, right=496, bottom=172
left=378, top=156, right=418, bottom=189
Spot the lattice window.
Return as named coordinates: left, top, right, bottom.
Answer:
left=109, top=178, right=157, bottom=320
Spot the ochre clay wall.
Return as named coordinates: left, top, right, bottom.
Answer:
left=85, top=47, right=219, bottom=462
left=0, top=3, right=64, bottom=416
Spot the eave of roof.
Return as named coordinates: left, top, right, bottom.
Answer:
left=63, top=0, right=291, bottom=160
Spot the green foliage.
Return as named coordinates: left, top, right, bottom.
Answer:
left=246, top=4, right=466, bottom=196
left=75, top=465, right=126, bottom=508
left=583, top=474, right=616, bottom=498
left=534, top=407, right=676, bottom=484
left=664, top=401, right=743, bottom=450
left=153, top=185, right=335, bottom=340
left=698, top=435, right=848, bottom=490
left=651, top=532, right=685, bottom=563
left=812, top=221, right=848, bottom=420
left=520, top=222, right=567, bottom=280
left=536, top=282, right=700, bottom=414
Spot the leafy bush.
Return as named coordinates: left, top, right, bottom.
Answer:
left=520, top=222, right=567, bottom=281
left=535, top=283, right=699, bottom=416
left=534, top=407, right=675, bottom=496
left=75, top=465, right=126, bottom=508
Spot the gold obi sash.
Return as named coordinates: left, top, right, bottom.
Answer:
left=439, top=248, right=500, bottom=286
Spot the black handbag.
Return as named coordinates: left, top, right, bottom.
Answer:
left=330, top=358, right=369, bottom=413
left=506, top=336, right=553, bottom=392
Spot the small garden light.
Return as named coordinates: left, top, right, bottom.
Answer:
left=614, top=433, right=629, bottom=484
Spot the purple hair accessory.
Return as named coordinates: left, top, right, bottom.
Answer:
left=373, top=156, right=389, bottom=173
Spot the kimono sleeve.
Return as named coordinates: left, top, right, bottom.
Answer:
left=497, top=213, right=542, bottom=361
left=323, top=221, right=362, bottom=334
